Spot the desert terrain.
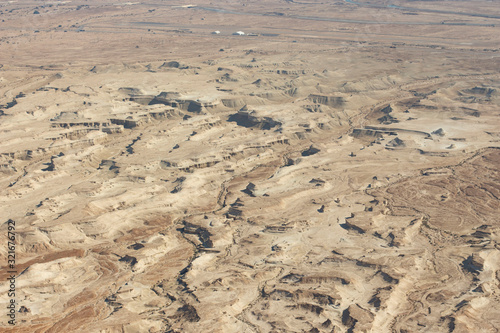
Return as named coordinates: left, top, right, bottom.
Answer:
left=0, top=0, right=500, bottom=332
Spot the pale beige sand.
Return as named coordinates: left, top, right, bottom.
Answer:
left=0, top=0, right=500, bottom=332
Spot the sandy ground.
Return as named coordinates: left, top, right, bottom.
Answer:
left=0, top=0, right=500, bottom=332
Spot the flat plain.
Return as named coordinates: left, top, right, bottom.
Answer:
left=0, top=0, right=500, bottom=332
